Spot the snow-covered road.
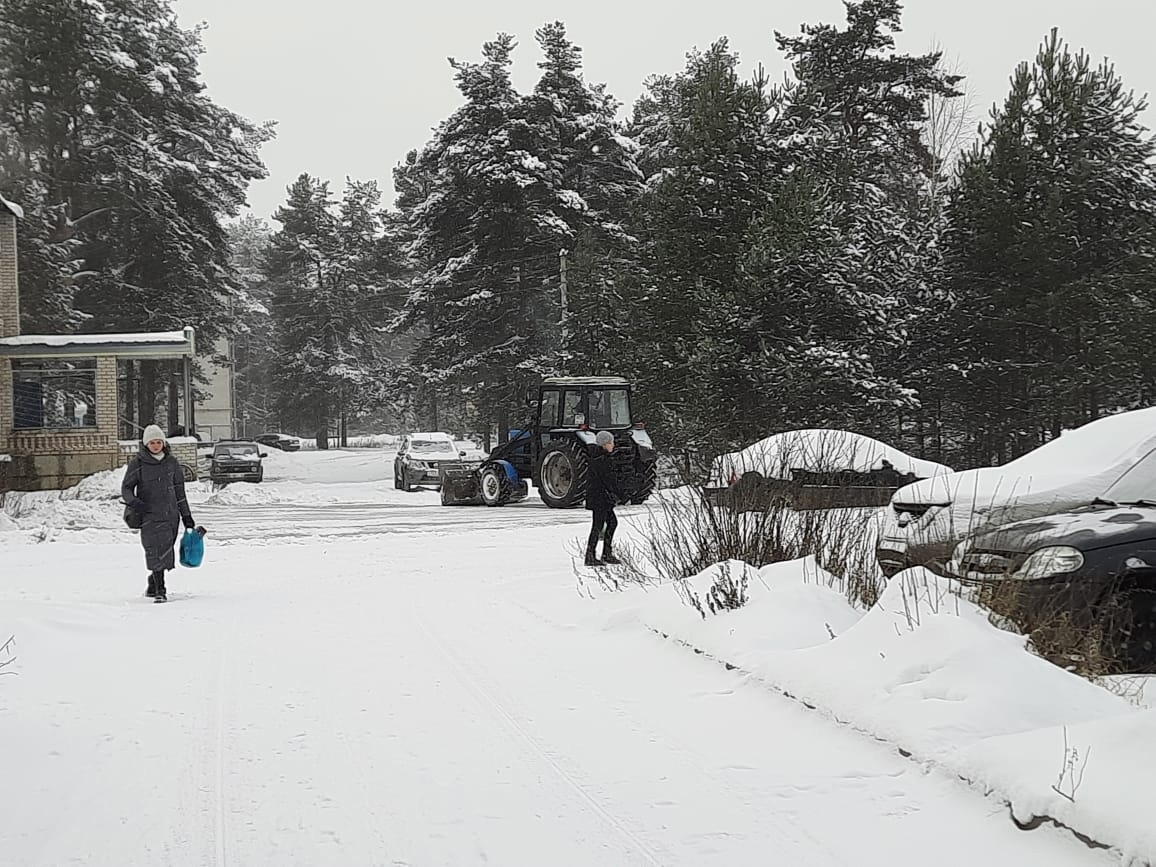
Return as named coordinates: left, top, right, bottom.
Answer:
left=0, top=450, right=1117, bottom=865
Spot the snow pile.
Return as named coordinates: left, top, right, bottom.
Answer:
left=709, top=428, right=951, bottom=486
left=637, top=560, right=1153, bottom=863
left=641, top=557, right=862, bottom=659
left=203, top=483, right=282, bottom=506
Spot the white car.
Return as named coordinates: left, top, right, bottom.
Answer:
left=876, top=407, right=1156, bottom=576
left=393, top=432, right=468, bottom=492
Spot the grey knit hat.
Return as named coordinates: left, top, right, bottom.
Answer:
left=595, top=430, right=614, bottom=447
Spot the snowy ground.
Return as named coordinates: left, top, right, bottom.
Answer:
left=0, top=450, right=1131, bottom=866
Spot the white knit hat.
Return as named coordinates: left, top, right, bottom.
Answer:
left=142, top=424, right=166, bottom=445
left=595, top=430, right=614, bottom=446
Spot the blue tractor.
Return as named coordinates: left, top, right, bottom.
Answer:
left=440, top=376, right=658, bottom=508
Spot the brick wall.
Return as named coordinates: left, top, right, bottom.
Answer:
left=0, top=210, right=16, bottom=463
left=0, top=210, right=17, bottom=338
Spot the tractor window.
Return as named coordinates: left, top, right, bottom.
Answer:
left=540, top=390, right=561, bottom=428
left=587, top=389, right=631, bottom=428
left=561, top=390, right=584, bottom=426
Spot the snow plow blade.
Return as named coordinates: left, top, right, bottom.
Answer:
left=439, top=465, right=484, bottom=506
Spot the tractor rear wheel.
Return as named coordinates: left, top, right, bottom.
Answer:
left=479, top=463, right=517, bottom=507
left=537, top=440, right=589, bottom=509
left=630, top=462, right=657, bottom=505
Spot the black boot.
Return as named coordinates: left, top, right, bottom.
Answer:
left=145, top=573, right=157, bottom=598
left=153, top=571, right=167, bottom=603
left=601, top=541, right=621, bottom=565
left=584, top=545, right=603, bottom=567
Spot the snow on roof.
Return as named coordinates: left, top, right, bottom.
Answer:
left=0, top=194, right=22, bottom=219
left=0, top=330, right=188, bottom=348
left=542, top=376, right=629, bottom=386
left=407, top=431, right=454, bottom=440
left=710, top=429, right=952, bottom=485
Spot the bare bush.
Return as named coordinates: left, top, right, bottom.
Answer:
left=705, top=561, right=750, bottom=614
left=977, top=577, right=1134, bottom=678
left=0, top=635, right=15, bottom=677
left=615, top=484, right=885, bottom=609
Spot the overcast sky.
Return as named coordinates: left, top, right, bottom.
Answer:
left=174, top=0, right=1156, bottom=222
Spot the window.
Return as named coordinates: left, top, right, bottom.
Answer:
left=411, top=439, right=451, bottom=454
left=13, top=359, right=97, bottom=430
left=587, top=389, right=631, bottom=428
left=540, top=389, right=561, bottom=428
left=214, top=443, right=259, bottom=458
left=561, top=390, right=584, bottom=426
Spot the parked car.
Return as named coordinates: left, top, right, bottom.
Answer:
left=877, top=407, right=1156, bottom=577
left=209, top=440, right=267, bottom=485
left=393, top=432, right=464, bottom=492
left=947, top=446, right=1156, bottom=671
left=254, top=433, right=301, bottom=452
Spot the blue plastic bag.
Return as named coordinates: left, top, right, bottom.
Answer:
left=179, top=528, right=205, bottom=568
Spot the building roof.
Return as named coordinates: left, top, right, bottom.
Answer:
left=0, top=195, right=22, bottom=219
left=0, top=328, right=195, bottom=359
left=541, top=376, right=630, bottom=387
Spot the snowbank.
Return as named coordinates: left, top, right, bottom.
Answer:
left=637, top=560, right=1152, bottom=863
left=709, top=428, right=951, bottom=486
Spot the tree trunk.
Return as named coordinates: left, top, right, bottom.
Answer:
left=167, top=376, right=180, bottom=435
left=497, top=406, right=509, bottom=446
left=123, top=360, right=137, bottom=439
left=138, top=361, right=157, bottom=429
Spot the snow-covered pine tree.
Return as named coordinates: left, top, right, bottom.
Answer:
left=945, top=29, right=1156, bottom=465
left=227, top=216, right=275, bottom=436
left=695, top=0, right=960, bottom=446
left=524, top=22, right=643, bottom=373
left=0, top=0, right=271, bottom=427
left=397, top=32, right=617, bottom=442
left=266, top=175, right=400, bottom=447
left=623, top=40, right=773, bottom=449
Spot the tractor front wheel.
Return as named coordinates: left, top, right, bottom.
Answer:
left=480, top=464, right=517, bottom=507
left=537, top=440, right=589, bottom=509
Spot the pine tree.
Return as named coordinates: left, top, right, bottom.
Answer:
left=945, top=29, right=1156, bottom=464
left=623, top=40, right=773, bottom=447
left=267, top=175, right=401, bottom=447
left=0, top=0, right=271, bottom=345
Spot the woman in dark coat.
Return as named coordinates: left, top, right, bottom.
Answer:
left=122, top=424, right=196, bottom=602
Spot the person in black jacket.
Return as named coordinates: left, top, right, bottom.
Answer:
left=122, top=424, right=196, bottom=602
left=585, top=430, right=624, bottom=566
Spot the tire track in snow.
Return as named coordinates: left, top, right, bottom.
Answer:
left=409, top=600, right=669, bottom=867
left=211, top=612, right=239, bottom=867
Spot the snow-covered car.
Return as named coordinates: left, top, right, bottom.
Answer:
left=876, top=407, right=1156, bottom=577
left=707, top=429, right=951, bottom=505
left=393, top=432, right=467, bottom=492
left=254, top=432, right=301, bottom=452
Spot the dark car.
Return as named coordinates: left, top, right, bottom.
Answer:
left=254, top=433, right=301, bottom=452
left=947, top=446, right=1156, bottom=671
left=210, top=440, right=267, bottom=485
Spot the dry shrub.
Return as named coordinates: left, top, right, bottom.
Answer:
left=621, top=485, right=885, bottom=608
left=977, top=578, right=1135, bottom=678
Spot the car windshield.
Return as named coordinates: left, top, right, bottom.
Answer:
left=215, top=444, right=258, bottom=457
left=411, top=440, right=450, bottom=454
left=1104, top=446, right=1156, bottom=504
left=587, top=389, right=631, bottom=428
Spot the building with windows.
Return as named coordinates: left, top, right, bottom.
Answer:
left=0, top=198, right=205, bottom=490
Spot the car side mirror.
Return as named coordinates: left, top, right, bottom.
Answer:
left=259, top=452, right=268, bottom=459
left=459, top=450, right=467, bottom=457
